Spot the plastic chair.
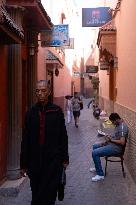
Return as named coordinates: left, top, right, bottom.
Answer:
left=104, top=140, right=127, bottom=178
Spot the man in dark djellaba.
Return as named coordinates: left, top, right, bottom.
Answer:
left=20, top=80, right=69, bottom=205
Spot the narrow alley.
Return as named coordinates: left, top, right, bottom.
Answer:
left=1, top=99, right=136, bottom=205
left=1, top=0, right=136, bottom=204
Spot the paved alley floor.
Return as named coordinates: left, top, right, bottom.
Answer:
left=1, top=99, right=136, bottom=205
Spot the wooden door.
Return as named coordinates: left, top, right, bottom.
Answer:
left=109, top=68, right=116, bottom=101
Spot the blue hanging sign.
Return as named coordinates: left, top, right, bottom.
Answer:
left=40, top=24, right=69, bottom=47
left=82, top=7, right=112, bottom=27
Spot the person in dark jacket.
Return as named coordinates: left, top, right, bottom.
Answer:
left=20, top=80, right=69, bottom=205
left=93, top=104, right=101, bottom=119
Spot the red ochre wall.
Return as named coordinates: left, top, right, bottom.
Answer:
left=0, top=46, right=8, bottom=182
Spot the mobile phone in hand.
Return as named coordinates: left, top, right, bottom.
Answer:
left=105, top=135, right=111, bottom=141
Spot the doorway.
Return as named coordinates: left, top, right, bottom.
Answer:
left=46, top=68, right=54, bottom=103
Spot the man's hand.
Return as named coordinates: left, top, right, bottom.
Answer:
left=105, top=135, right=112, bottom=142
left=20, top=169, right=27, bottom=177
left=63, top=162, right=69, bottom=168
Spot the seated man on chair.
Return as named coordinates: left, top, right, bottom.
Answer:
left=90, top=113, right=128, bottom=182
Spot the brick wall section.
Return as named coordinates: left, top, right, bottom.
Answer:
left=114, top=103, right=136, bottom=184
left=99, top=96, right=136, bottom=184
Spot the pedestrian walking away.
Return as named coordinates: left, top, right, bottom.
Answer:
left=20, top=80, right=69, bottom=205
left=71, top=92, right=82, bottom=128
left=87, top=96, right=95, bottom=109
left=90, top=113, right=128, bottom=182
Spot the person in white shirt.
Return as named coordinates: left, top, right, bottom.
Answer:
left=65, top=95, right=73, bottom=124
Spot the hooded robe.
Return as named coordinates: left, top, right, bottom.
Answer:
left=20, top=102, right=69, bottom=205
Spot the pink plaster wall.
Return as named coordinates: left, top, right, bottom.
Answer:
left=99, top=70, right=109, bottom=99
left=99, top=0, right=136, bottom=111
left=72, top=77, right=80, bottom=93
left=115, top=0, right=136, bottom=111
left=54, top=65, right=72, bottom=97
left=84, top=78, right=93, bottom=98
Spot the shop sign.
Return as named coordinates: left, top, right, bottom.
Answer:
left=82, top=7, right=112, bottom=27
left=63, top=38, right=74, bottom=49
left=40, top=24, right=69, bottom=47
left=73, top=72, right=81, bottom=77
left=86, top=65, right=98, bottom=73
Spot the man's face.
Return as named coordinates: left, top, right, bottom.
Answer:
left=35, top=83, right=50, bottom=103
left=111, top=119, right=119, bottom=126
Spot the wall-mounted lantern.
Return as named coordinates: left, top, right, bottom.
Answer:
left=55, top=68, right=59, bottom=76
left=29, top=44, right=35, bottom=56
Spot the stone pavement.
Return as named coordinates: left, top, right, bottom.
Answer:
left=1, top=99, right=136, bottom=205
